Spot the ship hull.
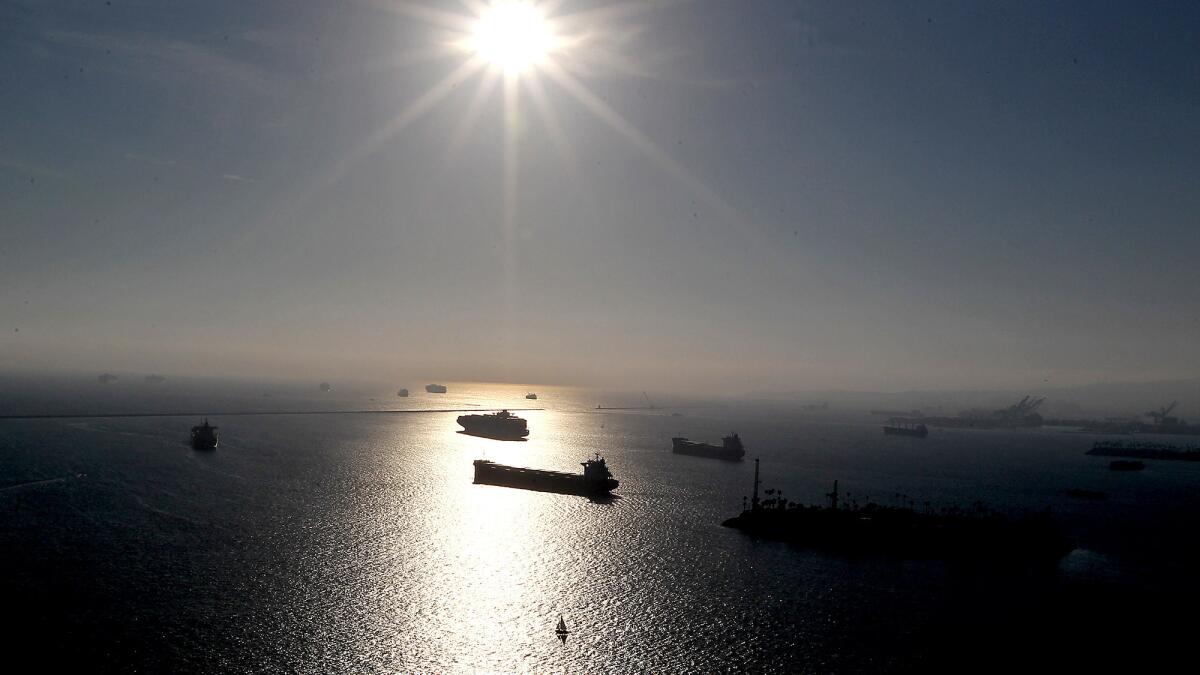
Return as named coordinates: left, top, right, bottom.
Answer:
left=671, top=438, right=744, bottom=461
left=458, top=428, right=529, bottom=440
left=191, top=434, right=217, bottom=450
left=458, top=416, right=529, bottom=440
left=473, top=461, right=618, bottom=496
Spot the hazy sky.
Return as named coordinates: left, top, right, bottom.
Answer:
left=2, top=1, right=1198, bottom=392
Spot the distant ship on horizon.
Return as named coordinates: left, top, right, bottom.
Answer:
left=426, top=383, right=447, bottom=393
left=672, top=434, right=745, bottom=461
left=883, top=419, right=928, bottom=438
left=526, top=392, right=537, bottom=400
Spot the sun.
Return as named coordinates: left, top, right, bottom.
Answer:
left=467, top=1, right=557, bottom=74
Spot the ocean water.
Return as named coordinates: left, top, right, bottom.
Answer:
left=2, top=379, right=1197, bottom=672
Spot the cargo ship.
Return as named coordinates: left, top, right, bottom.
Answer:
left=722, top=460, right=1073, bottom=560
left=426, top=384, right=447, bottom=393
left=672, top=433, right=745, bottom=461
left=191, top=419, right=218, bottom=450
left=457, top=410, right=529, bottom=439
left=883, top=418, right=928, bottom=438
left=473, top=455, right=619, bottom=495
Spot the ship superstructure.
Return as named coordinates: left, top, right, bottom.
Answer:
left=191, top=419, right=218, bottom=450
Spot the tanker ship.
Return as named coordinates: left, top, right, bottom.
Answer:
left=473, top=455, right=619, bottom=496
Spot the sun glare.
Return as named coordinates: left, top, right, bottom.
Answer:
left=468, top=1, right=556, bottom=74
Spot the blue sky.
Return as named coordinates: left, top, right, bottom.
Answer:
left=2, top=1, right=1198, bottom=392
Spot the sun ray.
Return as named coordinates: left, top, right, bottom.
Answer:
left=503, top=72, right=520, bottom=248
left=501, top=71, right=521, bottom=358
left=455, top=0, right=489, bottom=15
left=363, top=0, right=478, bottom=32
left=237, top=56, right=487, bottom=253
left=318, top=57, right=486, bottom=193
left=553, top=0, right=690, bottom=32
left=314, top=43, right=462, bottom=84
left=440, top=69, right=501, bottom=171
left=523, top=72, right=576, bottom=171
left=540, top=59, right=747, bottom=230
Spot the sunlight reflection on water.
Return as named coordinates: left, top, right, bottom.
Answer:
left=3, top=383, right=1199, bottom=671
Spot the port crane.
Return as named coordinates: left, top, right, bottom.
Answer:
left=998, top=395, right=1045, bottom=420
left=1145, top=402, right=1179, bottom=426
left=596, top=391, right=659, bottom=411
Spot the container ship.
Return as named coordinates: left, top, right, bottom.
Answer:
left=672, top=433, right=745, bottom=461
left=457, top=410, right=529, bottom=440
left=473, top=455, right=619, bottom=495
left=191, top=419, right=218, bottom=450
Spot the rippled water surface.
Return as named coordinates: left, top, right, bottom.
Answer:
left=2, top=381, right=1197, bottom=672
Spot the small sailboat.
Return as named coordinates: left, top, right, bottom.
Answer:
left=555, top=615, right=570, bottom=643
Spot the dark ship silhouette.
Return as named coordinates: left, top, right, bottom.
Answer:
left=672, top=433, right=745, bottom=461
left=722, top=460, right=1073, bottom=560
left=426, top=383, right=447, bottom=393
left=190, top=419, right=218, bottom=450
left=1088, top=441, right=1200, bottom=462
left=458, top=410, right=529, bottom=440
left=397, top=388, right=409, bottom=397
left=555, top=615, right=570, bottom=644
left=473, top=455, right=619, bottom=496
left=883, top=418, right=928, bottom=437
left=1109, top=460, right=1145, bottom=471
